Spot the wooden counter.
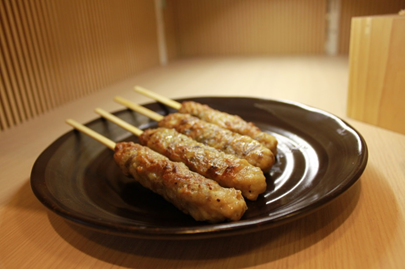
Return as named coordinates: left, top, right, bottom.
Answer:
left=1, top=57, right=404, bottom=268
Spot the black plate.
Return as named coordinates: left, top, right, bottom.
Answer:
left=30, top=97, right=368, bottom=239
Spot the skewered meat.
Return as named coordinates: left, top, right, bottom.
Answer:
left=158, top=113, right=275, bottom=173
left=114, top=142, right=248, bottom=223
left=178, top=101, right=278, bottom=155
left=139, top=128, right=267, bottom=201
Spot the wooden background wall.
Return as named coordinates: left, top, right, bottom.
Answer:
left=166, top=0, right=405, bottom=57
left=0, top=0, right=159, bottom=131
left=1, top=0, right=404, bottom=130
left=169, top=0, right=327, bottom=56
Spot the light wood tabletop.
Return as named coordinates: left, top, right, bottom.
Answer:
left=1, top=56, right=404, bottom=268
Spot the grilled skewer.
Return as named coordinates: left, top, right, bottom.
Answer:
left=113, top=96, right=275, bottom=173
left=65, top=119, right=247, bottom=223
left=95, top=108, right=267, bottom=201
left=134, top=86, right=278, bottom=155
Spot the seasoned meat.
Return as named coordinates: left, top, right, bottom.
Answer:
left=114, top=142, right=247, bottom=223
left=178, top=101, right=278, bottom=155
left=139, top=128, right=267, bottom=200
left=158, top=113, right=275, bottom=173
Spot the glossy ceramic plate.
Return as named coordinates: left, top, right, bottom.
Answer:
left=31, top=97, right=368, bottom=239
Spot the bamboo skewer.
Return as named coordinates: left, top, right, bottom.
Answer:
left=134, top=86, right=181, bottom=110
left=95, top=108, right=143, bottom=136
left=66, top=119, right=116, bottom=150
left=114, top=96, right=163, bottom=122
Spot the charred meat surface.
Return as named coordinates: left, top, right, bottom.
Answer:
left=114, top=142, right=248, bottom=223
left=139, top=128, right=267, bottom=200
left=178, top=101, right=278, bottom=155
left=158, top=113, right=275, bottom=173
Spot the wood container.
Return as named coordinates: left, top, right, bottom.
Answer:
left=347, top=14, right=405, bottom=135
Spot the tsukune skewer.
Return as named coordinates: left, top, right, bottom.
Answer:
left=134, top=86, right=278, bottom=155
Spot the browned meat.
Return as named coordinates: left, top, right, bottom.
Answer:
left=178, top=101, right=278, bottom=155
left=139, top=128, right=267, bottom=201
left=158, top=113, right=275, bottom=173
left=114, top=142, right=247, bottom=223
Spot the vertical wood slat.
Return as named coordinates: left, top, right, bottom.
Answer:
left=41, top=0, right=64, bottom=107
left=0, top=0, right=160, bottom=131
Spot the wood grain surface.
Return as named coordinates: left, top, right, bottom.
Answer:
left=347, top=14, right=405, bottom=135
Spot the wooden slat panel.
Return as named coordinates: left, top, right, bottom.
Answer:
left=171, top=0, right=327, bottom=56
left=19, top=0, right=49, bottom=115
left=0, top=0, right=160, bottom=131
left=1, top=0, right=25, bottom=126
left=9, top=0, right=39, bottom=119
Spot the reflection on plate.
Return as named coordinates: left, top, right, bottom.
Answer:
left=30, top=97, right=368, bottom=239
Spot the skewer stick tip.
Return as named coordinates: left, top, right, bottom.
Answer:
left=65, top=118, right=116, bottom=150
left=114, top=96, right=164, bottom=122
left=94, top=107, right=144, bottom=137
left=133, top=86, right=182, bottom=110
